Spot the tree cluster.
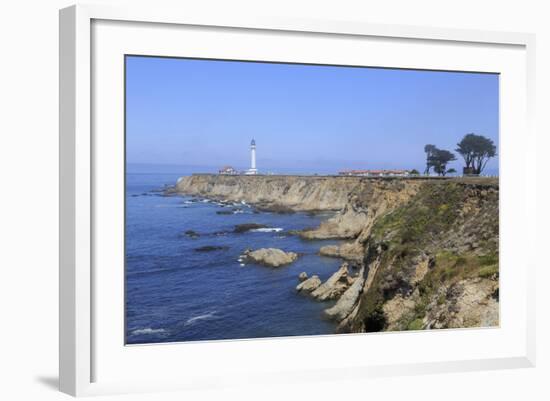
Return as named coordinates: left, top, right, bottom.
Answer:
left=455, top=133, right=497, bottom=175
left=424, top=133, right=496, bottom=176
left=424, top=145, right=456, bottom=176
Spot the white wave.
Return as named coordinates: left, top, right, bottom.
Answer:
left=131, top=328, right=166, bottom=335
left=250, top=227, right=283, bottom=233
left=184, top=312, right=217, bottom=326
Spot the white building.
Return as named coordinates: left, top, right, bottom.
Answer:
left=245, top=139, right=258, bottom=175
left=218, top=165, right=238, bottom=175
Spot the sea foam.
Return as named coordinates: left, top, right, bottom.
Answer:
left=131, top=328, right=166, bottom=335
left=184, top=312, right=217, bottom=326
left=250, top=227, right=284, bottom=233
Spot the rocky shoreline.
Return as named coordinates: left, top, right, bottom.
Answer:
left=169, top=175, right=499, bottom=333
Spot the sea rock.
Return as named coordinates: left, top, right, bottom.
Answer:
left=194, top=245, right=229, bottom=252
left=183, top=230, right=200, bottom=238
left=243, top=248, right=298, bottom=267
left=296, top=275, right=321, bottom=292
left=298, top=272, right=308, bottom=282
left=234, top=223, right=268, bottom=233
left=212, top=231, right=229, bottom=236
left=216, top=207, right=243, bottom=215
left=324, top=268, right=365, bottom=321
left=311, top=263, right=350, bottom=301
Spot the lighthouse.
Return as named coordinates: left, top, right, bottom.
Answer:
left=246, top=139, right=258, bottom=175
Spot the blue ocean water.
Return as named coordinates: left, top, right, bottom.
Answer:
left=125, top=172, right=346, bottom=344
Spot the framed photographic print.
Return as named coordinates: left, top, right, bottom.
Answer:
left=59, top=4, right=536, bottom=396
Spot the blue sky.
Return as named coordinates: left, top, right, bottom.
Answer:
left=126, top=56, right=499, bottom=175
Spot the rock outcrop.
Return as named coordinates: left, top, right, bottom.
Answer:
left=310, top=263, right=352, bottom=301
left=243, top=248, right=298, bottom=267
left=296, top=275, right=322, bottom=292
left=424, top=278, right=499, bottom=329
left=319, top=242, right=364, bottom=262
left=324, top=268, right=365, bottom=321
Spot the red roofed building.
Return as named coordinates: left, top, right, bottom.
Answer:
left=338, top=169, right=410, bottom=177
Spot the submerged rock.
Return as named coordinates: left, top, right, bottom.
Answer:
left=233, top=223, right=268, bottom=233
left=194, top=245, right=229, bottom=252
left=183, top=230, right=200, bottom=238
left=243, top=248, right=298, bottom=267
left=255, top=203, right=296, bottom=214
left=217, top=207, right=243, bottom=215
left=296, top=275, right=322, bottom=292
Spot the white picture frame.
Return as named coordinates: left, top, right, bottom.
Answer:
left=59, top=4, right=536, bottom=397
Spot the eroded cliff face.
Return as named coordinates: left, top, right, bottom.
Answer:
left=174, top=175, right=363, bottom=211
left=172, top=175, right=499, bottom=333
left=343, top=180, right=499, bottom=332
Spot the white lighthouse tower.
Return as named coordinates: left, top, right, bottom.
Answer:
left=246, top=139, right=258, bottom=175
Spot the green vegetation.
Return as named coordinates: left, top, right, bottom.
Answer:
left=478, top=253, right=498, bottom=266
left=478, top=264, right=499, bottom=279
left=407, top=318, right=424, bottom=331
left=371, top=182, right=463, bottom=245
left=356, top=181, right=499, bottom=332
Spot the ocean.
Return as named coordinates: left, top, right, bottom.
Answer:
left=125, top=172, right=346, bottom=344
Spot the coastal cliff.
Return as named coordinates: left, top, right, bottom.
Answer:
left=339, top=179, right=499, bottom=332
left=173, top=174, right=365, bottom=211
left=171, top=174, right=499, bottom=332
